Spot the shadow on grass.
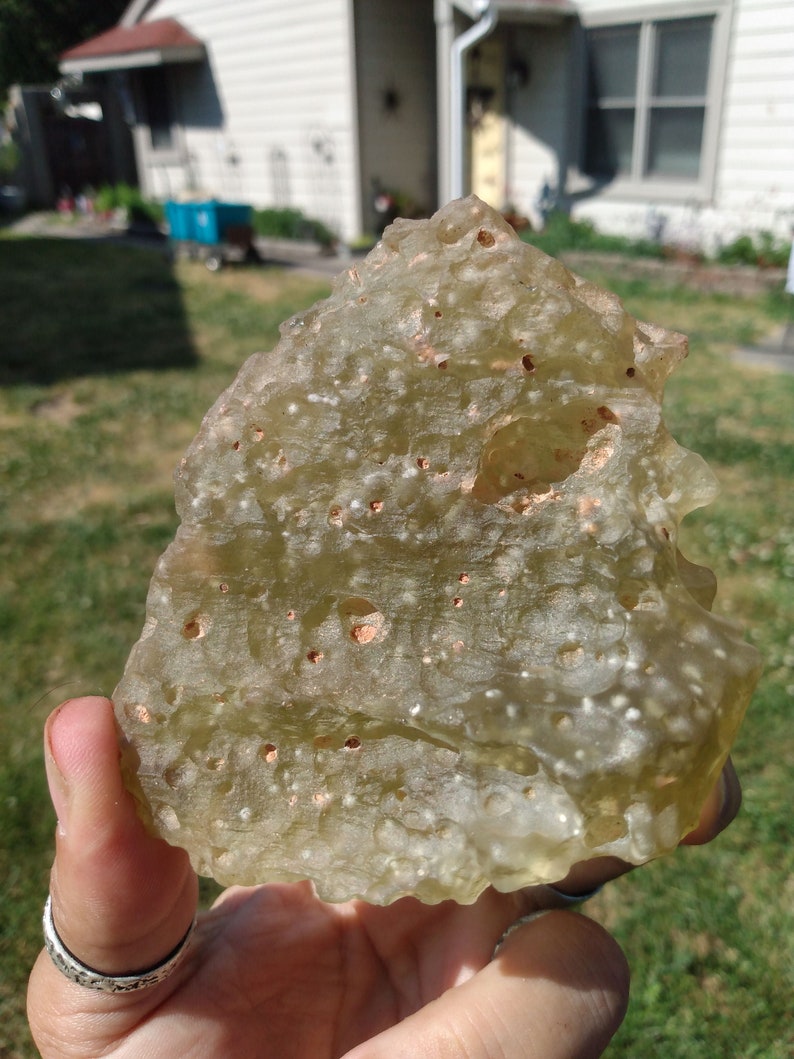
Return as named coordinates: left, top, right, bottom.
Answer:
left=0, top=236, right=198, bottom=386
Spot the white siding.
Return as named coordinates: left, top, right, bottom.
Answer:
left=713, top=0, right=794, bottom=241
left=565, top=0, right=794, bottom=249
left=135, top=0, right=360, bottom=240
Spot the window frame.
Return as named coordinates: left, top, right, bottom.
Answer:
left=141, top=66, right=176, bottom=153
left=133, top=65, right=184, bottom=166
left=579, top=0, right=733, bottom=202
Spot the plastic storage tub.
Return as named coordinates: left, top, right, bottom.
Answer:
left=165, top=200, right=199, bottom=241
left=165, top=200, right=252, bottom=244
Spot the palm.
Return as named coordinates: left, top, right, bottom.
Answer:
left=31, top=696, right=735, bottom=1058
left=127, top=883, right=520, bottom=1058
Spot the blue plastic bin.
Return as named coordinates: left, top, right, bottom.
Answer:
left=166, top=200, right=252, bottom=244
left=193, top=202, right=251, bottom=244
left=165, top=200, right=198, bottom=241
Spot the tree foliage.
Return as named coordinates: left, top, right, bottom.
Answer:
left=0, top=0, right=129, bottom=98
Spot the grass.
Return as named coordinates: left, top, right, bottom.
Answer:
left=1, top=233, right=792, bottom=1057
left=579, top=269, right=794, bottom=1057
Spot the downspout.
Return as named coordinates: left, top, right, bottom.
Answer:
left=435, top=0, right=454, bottom=207
left=449, top=1, right=498, bottom=201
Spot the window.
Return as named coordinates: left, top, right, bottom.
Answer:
left=139, top=67, right=174, bottom=152
left=584, top=13, right=719, bottom=189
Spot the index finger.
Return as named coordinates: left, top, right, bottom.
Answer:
left=546, top=757, right=742, bottom=898
left=681, top=756, right=741, bottom=846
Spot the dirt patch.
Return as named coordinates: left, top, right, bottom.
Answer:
left=562, top=251, right=786, bottom=298
left=30, top=392, right=83, bottom=424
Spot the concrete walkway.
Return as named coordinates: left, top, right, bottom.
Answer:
left=731, top=322, right=794, bottom=374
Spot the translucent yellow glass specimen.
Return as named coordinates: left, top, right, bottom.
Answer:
left=114, top=197, right=761, bottom=904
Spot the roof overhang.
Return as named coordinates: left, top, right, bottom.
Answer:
left=452, top=0, right=578, bottom=22
left=59, top=18, right=205, bottom=75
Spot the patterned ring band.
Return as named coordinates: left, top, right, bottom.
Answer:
left=42, top=894, right=196, bottom=993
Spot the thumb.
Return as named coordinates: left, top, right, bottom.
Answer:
left=33, top=695, right=196, bottom=985
left=348, top=910, right=629, bottom=1059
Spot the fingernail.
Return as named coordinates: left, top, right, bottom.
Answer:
left=717, top=758, right=742, bottom=830
left=546, top=883, right=604, bottom=905
left=44, top=707, right=71, bottom=836
left=493, top=910, right=552, bottom=958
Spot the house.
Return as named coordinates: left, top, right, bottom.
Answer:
left=57, top=0, right=794, bottom=251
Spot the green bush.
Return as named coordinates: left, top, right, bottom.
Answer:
left=94, top=183, right=163, bottom=226
left=717, top=230, right=791, bottom=269
left=523, top=211, right=792, bottom=271
left=755, top=230, right=791, bottom=268
left=0, top=139, right=21, bottom=182
left=716, top=234, right=756, bottom=267
left=520, top=210, right=664, bottom=260
left=252, top=206, right=336, bottom=248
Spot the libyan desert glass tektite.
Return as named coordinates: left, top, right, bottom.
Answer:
left=114, top=196, right=761, bottom=904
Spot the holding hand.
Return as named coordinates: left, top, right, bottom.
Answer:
left=28, top=696, right=739, bottom=1058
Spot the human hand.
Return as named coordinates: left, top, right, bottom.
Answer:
left=28, top=696, right=740, bottom=1058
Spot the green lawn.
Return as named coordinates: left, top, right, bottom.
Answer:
left=1, top=235, right=792, bottom=1057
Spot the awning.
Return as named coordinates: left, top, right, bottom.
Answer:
left=60, top=18, right=205, bottom=75
left=494, top=0, right=577, bottom=16
left=453, top=0, right=577, bottom=21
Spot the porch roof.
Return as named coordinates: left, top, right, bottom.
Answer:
left=496, top=0, right=577, bottom=13
left=59, top=18, right=205, bottom=75
left=454, top=0, right=577, bottom=20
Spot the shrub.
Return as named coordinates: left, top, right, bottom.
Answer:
left=252, top=206, right=336, bottom=248
left=755, top=231, right=790, bottom=269
left=523, top=211, right=791, bottom=270
left=717, top=231, right=790, bottom=269
left=0, top=139, right=21, bottom=182
left=716, top=234, right=757, bottom=267
left=94, top=184, right=164, bottom=226
left=520, top=210, right=664, bottom=260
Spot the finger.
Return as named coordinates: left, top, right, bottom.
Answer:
left=543, top=756, right=742, bottom=901
left=551, top=855, right=632, bottom=898
left=345, top=910, right=629, bottom=1059
left=29, top=697, right=196, bottom=996
left=681, top=756, right=741, bottom=846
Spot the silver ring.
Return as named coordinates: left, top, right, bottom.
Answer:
left=43, top=894, right=196, bottom=993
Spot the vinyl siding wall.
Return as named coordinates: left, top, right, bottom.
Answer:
left=715, top=0, right=794, bottom=233
left=565, top=0, right=794, bottom=249
left=134, top=0, right=361, bottom=240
